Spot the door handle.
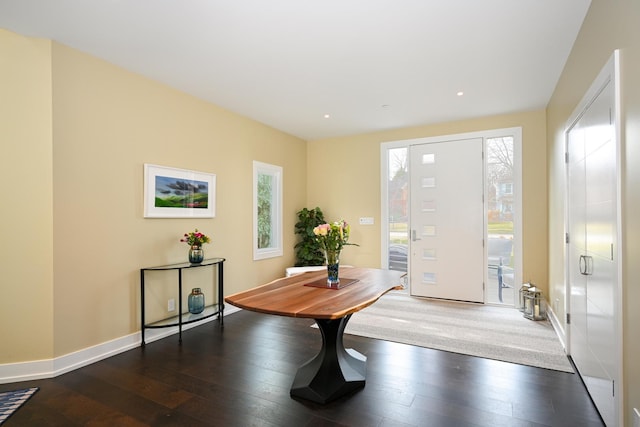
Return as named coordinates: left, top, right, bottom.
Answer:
left=579, top=255, right=593, bottom=275
left=585, top=255, right=593, bottom=275
left=411, top=230, right=421, bottom=242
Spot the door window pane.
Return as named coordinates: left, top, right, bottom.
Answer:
left=387, top=147, right=408, bottom=272
left=422, top=153, right=435, bottom=164
left=423, top=225, right=436, bottom=236
left=421, top=200, right=436, bottom=212
left=487, top=137, right=514, bottom=304
left=422, top=272, right=436, bottom=284
left=421, top=177, right=436, bottom=188
left=423, top=248, right=437, bottom=260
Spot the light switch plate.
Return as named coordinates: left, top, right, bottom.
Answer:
left=359, top=217, right=374, bottom=225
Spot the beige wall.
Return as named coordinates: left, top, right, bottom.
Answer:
left=0, top=30, right=54, bottom=362
left=1, top=30, right=307, bottom=362
left=1, top=28, right=550, bottom=366
left=308, top=110, right=549, bottom=291
left=546, top=0, right=640, bottom=423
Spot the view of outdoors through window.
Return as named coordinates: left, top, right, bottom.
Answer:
left=387, top=138, right=515, bottom=305
left=388, top=148, right=408, bottom=272
left=257, top=173, right=273, bottom=249
left=486, top=137, right=515, bottom=305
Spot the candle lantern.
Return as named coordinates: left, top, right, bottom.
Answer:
left=523, top=287, right=546, bottom=320
left=518, top=282, right=531, bottom=312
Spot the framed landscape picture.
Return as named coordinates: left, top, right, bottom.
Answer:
left=144, top=164, right=216, bottom=218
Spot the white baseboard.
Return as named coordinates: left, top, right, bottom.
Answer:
left=0, top=307, right=241, bottom=384
left=546, top=305, right=567, bottom=351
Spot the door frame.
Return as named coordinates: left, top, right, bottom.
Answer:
left=381, top=127, right=522, bottom=304
left=563, top=50, right=623, bottom=426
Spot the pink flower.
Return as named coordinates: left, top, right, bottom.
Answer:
left=312, top=220, right=357, bottom=252
left=313, top=223, right=330, bottom=236
left=180, top=229, right=211, bottom=246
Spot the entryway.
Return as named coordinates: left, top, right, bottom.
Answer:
left=382, top=128, right=521, bottom=306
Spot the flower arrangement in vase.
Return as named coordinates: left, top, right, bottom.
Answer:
left=313, top=220, right=358, bottom=285
left=180, top=229, right=211, bottom=264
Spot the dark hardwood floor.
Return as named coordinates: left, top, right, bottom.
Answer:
left=2, top=310, right=604, bottom=426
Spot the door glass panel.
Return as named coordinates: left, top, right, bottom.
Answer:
left=421, top=200, right=436, bottom=212
left=423, top=248, right=436, bottom=260
left=422, top=272, right=436, bottom=284
left=486, top=137, right=515, bottom=305
left=387, top=147, right=408, bottom=272
left=421, top=177, right=436, bottom=188
left=422, top=153, right=435, bottom=164
left=422, top=225, right=436, bottom=236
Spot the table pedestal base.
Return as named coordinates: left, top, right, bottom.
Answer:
left=290, top=314, right=366, bottom=404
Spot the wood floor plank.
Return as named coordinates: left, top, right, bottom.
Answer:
left=1, top=310, right=604, bottom=426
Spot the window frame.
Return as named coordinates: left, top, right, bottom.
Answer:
left=253, top=161, right=283, bottom=260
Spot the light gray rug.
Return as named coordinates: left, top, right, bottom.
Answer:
left=342, top=293, right=573, bottom=373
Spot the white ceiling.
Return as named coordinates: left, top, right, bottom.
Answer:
left=0, top=0, right=591, bottom=141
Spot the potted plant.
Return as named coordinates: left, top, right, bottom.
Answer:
left=294, top=207, right=326, bottom=266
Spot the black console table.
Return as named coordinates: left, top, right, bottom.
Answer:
left=140, top=258, right=225, bottom=346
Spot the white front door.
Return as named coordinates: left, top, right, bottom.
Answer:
left=409, top=138, right=484, bottom=302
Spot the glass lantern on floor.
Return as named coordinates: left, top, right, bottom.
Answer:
left=523, top=287, right=546, bottom=320
left=518, top=282, right=531, bottom=312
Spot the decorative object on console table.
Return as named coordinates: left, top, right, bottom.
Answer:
left=181, top=228, right=211, bottom=264
left=188, top=246, right=204, bottom=264
left=188, top=287, right=205, bottom=314
left=313, top=219, right=358, bottom=286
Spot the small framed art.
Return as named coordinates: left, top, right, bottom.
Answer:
left=144, top=164, right=216, bottom=218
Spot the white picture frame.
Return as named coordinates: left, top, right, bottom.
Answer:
left=144, top=163, right=216, bottom=218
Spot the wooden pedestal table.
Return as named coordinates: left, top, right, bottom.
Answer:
left=224, top=267, right=404, bottom=404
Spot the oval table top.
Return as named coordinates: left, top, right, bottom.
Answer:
left=225, top=267, right=405, bottom=320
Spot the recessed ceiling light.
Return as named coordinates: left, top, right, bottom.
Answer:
left=457, top=91, right=464, bottom=96
left=324, top=114, right=330, bottom=119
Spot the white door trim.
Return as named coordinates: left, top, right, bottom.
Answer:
left=563, top=50, right=622, bottom=426
left=380, top=127, right=522, bottom=302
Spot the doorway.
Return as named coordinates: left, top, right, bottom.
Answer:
left=565, top=51, right=620, bottom=427
left=382, top=128, right=522, bottom=305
